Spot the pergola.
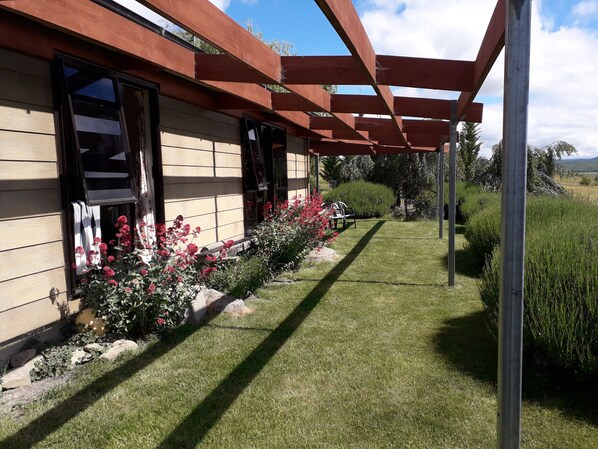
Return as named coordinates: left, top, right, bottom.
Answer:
left=0, top=0, right=531, bottom=447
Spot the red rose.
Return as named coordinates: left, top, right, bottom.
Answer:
left=147, top=283, right=156, bottom=294
left=156, top=317, right=165, bottom=326
left=107, top=255, right=115, bottom=263
left=140, top=269, right=148, bottom=276
left=117, top=215, right=128, bottom=225
left=108, top=279, right=118, bottom=287
left=75, top=246, right=85, bottom=255
left=187, top=243, right=198, bottom=256
left=99, top=243, right=108, bottom=254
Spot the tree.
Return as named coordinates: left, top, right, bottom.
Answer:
left=338, top=155, right=374, bottom=183
left=483, top=140, right=577, bottom=194
left=321, top=156, right=343, bottom=186
left=458, top=122, right=482, bottom=182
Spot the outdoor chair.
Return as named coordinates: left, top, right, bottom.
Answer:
left=321, top=201, right=356, bottom=229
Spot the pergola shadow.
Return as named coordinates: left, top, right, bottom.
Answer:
left=434, top=311, right=598, bottom=428
left=155, top=220, right=386, bottom=448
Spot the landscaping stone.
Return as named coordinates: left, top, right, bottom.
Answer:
left=185, top=288, right=208, bottom=324
left=222, top=299, right=254, bottom=316
left=204, top=289, right=238, bottom=315
left=305, top=247, right=337, bottom=263
left=9, top=349, right=37, bottom=369
left=1, top=356, right=43, bottom=390
left=70, top=349, right=92, bottom=367
left=99, top=340, right=138, bottom=361
left=84, top=343, right=104, bottom=353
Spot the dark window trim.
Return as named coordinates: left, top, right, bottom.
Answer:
left=53, top=53, right=164, bottom=298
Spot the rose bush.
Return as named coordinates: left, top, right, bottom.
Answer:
left=79, top=215, right=222, bottom=337
left=254, top=193, right=337, bottom=272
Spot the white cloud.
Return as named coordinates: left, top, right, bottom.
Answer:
left=359, top=0, right=598, bottom=158
left=209, top=0, right=232, bottom=10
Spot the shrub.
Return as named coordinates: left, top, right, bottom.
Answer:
left=461, top=191, right=501, bottom=223
left=80, top=215, right=219, bottom=337
left=579, top=175, right=593, bottom=186
left=323, top=181, right=394, bottom=218
left=207, top=255, right=270, bottom=298
left=463, top=203, right=501, bottom=267
left=254, top=193, right=336, bottom=272
left=478, top=197, right=598, bottom=375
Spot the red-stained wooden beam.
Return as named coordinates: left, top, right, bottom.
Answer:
left=331, top=94, right=388, bottom=115
left=281, top=56, right=369, bottom=85
left=457, top=0, right=505, bottom=119
left=402, top=119, right=450, bottom=136
left=310, top=115, right=369, bottom=141
left=139, top=0, right=281, bottom=83
left=196, top=53, right=273, bottom=84
left=271, top=92, right=327, bottom=113
left=406, top=133, right=451, bottom=148
left=395, top=96, right=483, bottom=122
left=315, top=0, right=408, bottom=147
left=374, top=145, right=432, bottom=154
left=376, top=55, right=475, bottom=91
left=0, top=0, right=196, bottom=78
left=331, top=94, right=483, bottom=122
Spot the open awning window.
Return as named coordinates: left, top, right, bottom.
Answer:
left=60, top=59, right=137, bottom=205
left=242, top=117, right=268, bottom=192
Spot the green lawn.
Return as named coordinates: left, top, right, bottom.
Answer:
left=1, top=220, right=597, bottom=448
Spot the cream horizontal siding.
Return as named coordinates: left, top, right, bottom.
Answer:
left=160, top=96, right=245, bottom=245
left=287, top=135, right=309, bottom=198
left=0, top=49, right=71, bottom=345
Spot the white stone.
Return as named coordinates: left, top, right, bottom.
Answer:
left=83, top=343, right=104, bottom=353
left=70, top=349, right=92, bottom=367
left=9, top=348, right=37, bottom=369
left=305, top=247, right=337, bottom=263
left=1, top=356, right=43, bottom=390
left=99, top=340, right=138, bottom=361
left=222, top=299, right=254, bottom=316
left=185, top=288, right=208, bottom=324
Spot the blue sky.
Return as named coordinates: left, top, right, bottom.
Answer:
left=117, top=0, right=598, bottom=158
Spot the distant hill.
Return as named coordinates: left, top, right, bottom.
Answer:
left=558, top=157, right=598, bottom=172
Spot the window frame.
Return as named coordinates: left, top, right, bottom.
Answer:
left=53, top=54, right=164, bottom=297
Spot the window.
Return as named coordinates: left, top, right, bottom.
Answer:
left=54, top=55, right=163, bottom=293
left=241, top=117, right=288, bottom=231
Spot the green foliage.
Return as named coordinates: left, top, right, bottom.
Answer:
left=207, top=256, right=271, bottom=298
left=580, top=175, right=593, bottom=186
left=80, top=216, right=214, bottom=337
left=323, top=181, right=394, bottom=218
left=470, top=196, right=598, bottom=375
left=254, top=193, right=335, bottom=272
left=458, top=122, right=482, bottom=182
left=29, top=333, right=108, bottom=381
left=460, top=191, right=501, bottom=223
left=321, top=156, right=343, bottom=185
left=338, top=155, right=374, bottom=184
left=369, top=153, right=437, bottom=218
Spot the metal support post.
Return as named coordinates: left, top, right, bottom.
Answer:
left=497, top=1, right=531, bottom=448
left=438, top=143, right=445, bottom=239
left=448, top=102, right=457, bottom=286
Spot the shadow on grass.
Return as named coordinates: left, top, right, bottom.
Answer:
left=434, top=310, right=598, bottom=428
left=294, top=278, right=445, bottom=288
left=155, top=220, right=386, bottom=448
left=0, top=325, right=200, bottom=448
left=441, top=248, right=482, bottom=279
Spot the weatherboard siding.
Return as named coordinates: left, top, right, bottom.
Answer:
left=0, top=49, right=76, bottom=345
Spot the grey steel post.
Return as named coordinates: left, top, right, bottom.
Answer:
left=438, top=142, right=445, bottom=239
left=315, top=154, right=320, bottom=193
left=436, top=147, right=440, bottom=220
left=448, top=102, right=457, bottom=286
left=497, top=1, right=531, bottom=448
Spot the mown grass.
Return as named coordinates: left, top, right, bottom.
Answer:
left=1, top=220, right=597, bottom=448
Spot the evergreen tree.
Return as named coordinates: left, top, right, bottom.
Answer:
left=321, top=156, right=343, bottom=185
left=458, top=122, right=482, bottom=182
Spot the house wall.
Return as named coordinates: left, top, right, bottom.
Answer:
left=160, top=96, right=245, bottom=247
left=0, top=48, right=310, bottom=358
left=0, top=49, right=76, bottom=353
left=287, top=135, right=309, bottom=199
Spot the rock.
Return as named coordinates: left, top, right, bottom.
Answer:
left=70, top=349, right=92, bottom=367
left=185, top=288, right=209, bottom=324
left=84, top=343, right=104, bottom=353
left=222, top=299, right=254, bottom=317
left=203, top=289, right=238, bottom=315
left=99, top=340, right=138, bottom=361
left=9, top=349, right=37, bottom=369
left=245, top=294, right=259, bottom=302
left=1, top=356, right=43, bottom=390
left=305, top=247, right=337, bottom=263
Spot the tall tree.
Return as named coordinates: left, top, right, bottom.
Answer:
left=458, top=122, right=482, bottom=182
left=321, top=156, right=343, bottom=185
